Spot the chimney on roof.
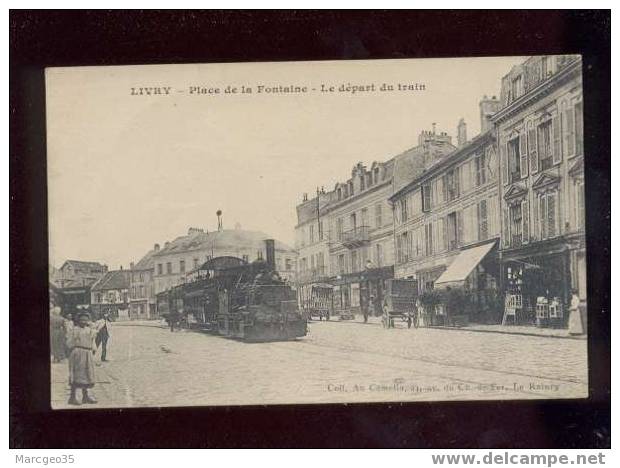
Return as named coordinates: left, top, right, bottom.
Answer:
left=457, top=118, right=467, bottom=147
left=154, top=243, right=160, bottom=252
left=479, top=95, right=501, bottom=133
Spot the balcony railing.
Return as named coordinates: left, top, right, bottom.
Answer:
left=341, top=225, right=370, bottom=248
left=298, top=266, right=329, bottom=284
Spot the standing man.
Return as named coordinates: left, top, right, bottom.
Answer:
left=95, top=312, right=112, bottom=362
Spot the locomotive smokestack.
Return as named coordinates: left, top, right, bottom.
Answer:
left=264, top=239, right=276, bottom=270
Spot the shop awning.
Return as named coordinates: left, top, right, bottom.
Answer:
left=434, top=241, right=497, bottom=288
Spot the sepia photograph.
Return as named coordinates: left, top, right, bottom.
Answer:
left=45, top=54, right=589, bottom=410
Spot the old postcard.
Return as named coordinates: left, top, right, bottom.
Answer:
left=46, top=56, right=587, bottom=409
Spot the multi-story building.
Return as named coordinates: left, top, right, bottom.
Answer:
left=152, top=227, right=297, bottom=295
left=295, top=128, right=455, bottom=317
left=90, top=269, right=130, bottom=320
left=56, top=260, right=108, bottom=288
left=492, top=55, right=584, bottom=325
left=389, top=102, right=502, bottom=324
left=128, top=247, right=157, bottom=320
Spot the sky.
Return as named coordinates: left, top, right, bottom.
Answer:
left=46, top=56, right=525, bottom=269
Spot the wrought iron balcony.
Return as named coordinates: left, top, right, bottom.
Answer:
left=297, top=266, right=329, bottom=284
left=341, top=225, right=370, bottom=248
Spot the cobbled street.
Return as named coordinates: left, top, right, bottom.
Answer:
left=51, top=319, right=588, bottom=409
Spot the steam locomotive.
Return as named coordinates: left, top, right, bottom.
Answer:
left=158, top=240, right=307, bottom=342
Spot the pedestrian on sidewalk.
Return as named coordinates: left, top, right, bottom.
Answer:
left=95, top=312, right=112, bottom=362
left=50, top=306, right=66, bottom=362
left=66, top=311, right=102, bottom=405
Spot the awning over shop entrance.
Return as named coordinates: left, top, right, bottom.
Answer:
left=434, top=240, right=497, bottom=288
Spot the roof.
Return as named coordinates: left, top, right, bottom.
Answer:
left=134, top=248, right=156, bottom=270
left=389, top=130, right=493, bottom=202
left=60, top=260, right=106, bottom=271
left=153, top=229, right=295, bottom=257
left=91, top=270, right=130, bottom=291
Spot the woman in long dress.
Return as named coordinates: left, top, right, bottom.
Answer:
left=49, top=306, right=66, bottom=362
left=66, top=311, right=100, bottom=405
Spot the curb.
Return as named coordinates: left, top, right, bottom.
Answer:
left=426, top=325, right=587, bottom=340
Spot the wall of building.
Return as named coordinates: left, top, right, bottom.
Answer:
left=392, top=136, right=500, bottom=287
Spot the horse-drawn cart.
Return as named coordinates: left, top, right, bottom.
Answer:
left=381, top=279, right=419, bottom=328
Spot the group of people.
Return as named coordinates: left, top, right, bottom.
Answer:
left=50, top=306, right=112, bottom=406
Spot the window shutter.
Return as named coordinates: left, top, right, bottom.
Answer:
left=540, top=195, right=548, bottom=239
left=503, top=207, right=510, bottom=248
left=440, top=176, right=446, bottom=203
left=548, top=192, right=557, bottom=237
left=552, top=114, right=562, bottom=164
left=457, top=210, right=464, bottom=247
left=575, top=102, right=584, bottom=156
left=532, top=196, right=539, bottom=241
left=563, top=105, right=575, bottom=158
left=528, top=122, right=539, bottom=174
left=501, top=141, right=509, bottom=186
left=521, top=199, right=529, bottom=244
left=520, top=132, right=528, bottom=178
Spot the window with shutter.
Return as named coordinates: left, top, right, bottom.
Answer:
left=539, top=195, right=547, bottom=239
left=574, top=101, right=583, bottom=156
left=528, top=121, right=538, bottom=174
left=478, top=199, right=488, bottom=241
left=520, top=131, right=528, bottom=178
left=547, top=192, right=557, bottom=237
left=577, top=182, right=585, bottom=229
left=503, top=207, right=511, bottom=248
left=521, top=199, right=529, bottom=243
left=457, top=210, right=464, bottom=247
left=563, top=101, right=575, bottom=158
left=552, top=114, right=562, bottom=164
left=501, top=141, right=509, bottom=186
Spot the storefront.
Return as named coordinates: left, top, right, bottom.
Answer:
left=501, top=238, right=571, bottom=327
left=331, top=266, right=394, bottom=318
left=433, top=240, right=501, bottom=325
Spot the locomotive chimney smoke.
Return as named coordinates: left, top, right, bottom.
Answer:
left=264, top=239, right=276, bottom=270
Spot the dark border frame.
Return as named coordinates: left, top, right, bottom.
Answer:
left=10, top=10, right=610, bottom=448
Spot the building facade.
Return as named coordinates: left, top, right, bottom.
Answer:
left=56, top=260, right=108, bottom=288
left=389, top=107, right=502, bottom=324
left=128, top=247, right=157, bottom=320
left=152, top=227, right=297, bottom=295
left=90, top=269, right=130, bottom=320
left=295, top=128, right=456, bottom=317
left=493, top=55, right=584, bottom=326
